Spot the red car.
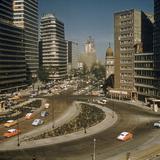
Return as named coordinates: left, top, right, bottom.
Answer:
left=3, top=129, right=21, bottom=138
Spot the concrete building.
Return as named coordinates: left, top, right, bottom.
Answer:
left=114, top=9, right=153, bottom=94
left=0, top=0, right=26, bottom=93
left=13, top=0, right=39, bottom=82
left=134, top=51, right=157, bottom=100
left=66, top=41, right=80, bottom=74
left=40, top=14, right=67, bottom=80
left=154, top=0, right=160, bottom=97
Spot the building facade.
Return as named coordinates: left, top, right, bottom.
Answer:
left=114, top=9, right=153, bottom=93
left=105, top=44, right=114, bottom=80
left=40, top=14, right=67, bottom=80
left=134, top=52, right=157, bottom=100
left=154, top=0, right=160, bottom=97
left=0, top=0, right=26, bottom=93
left=13, top=0, right=39, bottom=82
left=66, top=41, right=80, bottom=74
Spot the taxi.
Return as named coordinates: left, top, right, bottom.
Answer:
left=4, top=120, right=17, bottom=127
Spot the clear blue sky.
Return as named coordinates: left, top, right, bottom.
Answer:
left=39, top=0, right=153, bottom=62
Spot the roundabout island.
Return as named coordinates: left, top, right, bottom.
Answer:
left=0, top=95, right=160, bottom=160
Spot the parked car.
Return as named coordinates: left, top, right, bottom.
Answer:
left=25, top=113, right=33, bottom=120
left=4, top=120, right=17, bottom=128
left=32, top=119, right=43, bottom=126
left=41, top=111, right=49, bottom=117
left=154, top=121, right=160, bottom=128
left=3, top=129, right=21, bottom=138
left=117, top=132, right=133, bottom=141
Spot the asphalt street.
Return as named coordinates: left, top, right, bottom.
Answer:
left=0, top=97, right=160, bottom=160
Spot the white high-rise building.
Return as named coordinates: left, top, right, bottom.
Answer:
left=13, top=0, right=39, bottom=81
left=40, top=14, right=67, bottom=80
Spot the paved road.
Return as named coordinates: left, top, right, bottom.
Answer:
left=0, top=97, right=160, bottom=160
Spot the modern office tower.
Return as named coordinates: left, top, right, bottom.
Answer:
left=40, top=14, right=67, bottom=80
left=13, top=0, right=39, bottom=82
left=114, top=9, right=153, bottom=93
left=154, top=0, right=160, bottom=97
left=66, top=41, right=80, bottom=71
left=134, top=46, right=157, bottom=100
left=0, top=0, right=26, bottom=93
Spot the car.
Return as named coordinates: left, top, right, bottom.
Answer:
left=32, top=119, right=43, bottom=126
left=154, top=121, right=160, bottom=128
left=25, top=113, right=33, bottom=120
left=41, top=111, right=49, bottom=117
left=44, top=103, right=49, bottom=109
left=4, top=120, right=17, bottom=127
left=3, top=129, right=21, bottom=138
left=117, top=132, right=133, bottom=141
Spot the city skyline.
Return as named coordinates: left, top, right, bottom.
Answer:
left=39, top=0, right=153, bottom=62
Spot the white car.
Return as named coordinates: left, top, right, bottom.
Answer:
left=117, top=131, right=133, bottom=141
left=32, top=119, right=43, bottom=126
left=154, top=121, right=160, bottom=128
left=44, top=103, right=49, bottom=109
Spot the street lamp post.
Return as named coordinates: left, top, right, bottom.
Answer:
left=52, top=98, right=54, bottom=129
left=17, top=118, right=20, bottom=147
left=112, top=101, right=114, bottom=118
left=93, top=138, right=96, bottom=160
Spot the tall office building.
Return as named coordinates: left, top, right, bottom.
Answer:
left=40, top=14, right=67, bottom=80
left=13, top=0, right=39, bottom=82
left=154, top=0, right=160, bottom=97
left=0, top=0, right=26, bottom=93
left=66, top=41, right=80, bottom=71
left=114, top=9, right=153, bottom=93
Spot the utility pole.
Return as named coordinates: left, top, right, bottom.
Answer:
left=93, top=138, right=96, bottom=160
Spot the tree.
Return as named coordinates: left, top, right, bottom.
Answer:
left=38, top=67, right=49, bottom=82
left=90, top=63, right=105, bottom=80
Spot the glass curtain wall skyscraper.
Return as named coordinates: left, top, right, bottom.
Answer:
left=154, top=0, right=160, bottom=97
left=13, top=0, right=39, bottom=82
left=0, top=0, right=26, bottom=93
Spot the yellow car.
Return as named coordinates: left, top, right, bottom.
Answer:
left=4, top=120, right=17, bottom=127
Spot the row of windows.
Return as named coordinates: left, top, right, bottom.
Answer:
left=135, top=79, right=155, bottom=85
left=120, top=13, right=133, bottom=19
left=135, top=55, right=154, bottom=61
left=120, top=33, right=133, bottom=39
left=135, top=70, right=155, bottom=77
left=120, top=40, right=133, bottom=45
left=120, top=60, right=132, bottom=64
left=136, top=86, right=157, bottom=95
left=120, top=46, right=134, bottom=51
left=120, top=53, right=133, bottom=57
left=120, top=20, right=133, bottom=26
left=135, top=63, right=154, bottom=68
left=120, top=26, right=133, bottom=32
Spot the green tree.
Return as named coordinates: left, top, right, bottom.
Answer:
left=90, top=63, right=105, bottom=80
left=38, top=67, right=49, bottom=82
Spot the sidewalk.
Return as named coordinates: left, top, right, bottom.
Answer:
left=0, top=101, right=118, bottom=151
